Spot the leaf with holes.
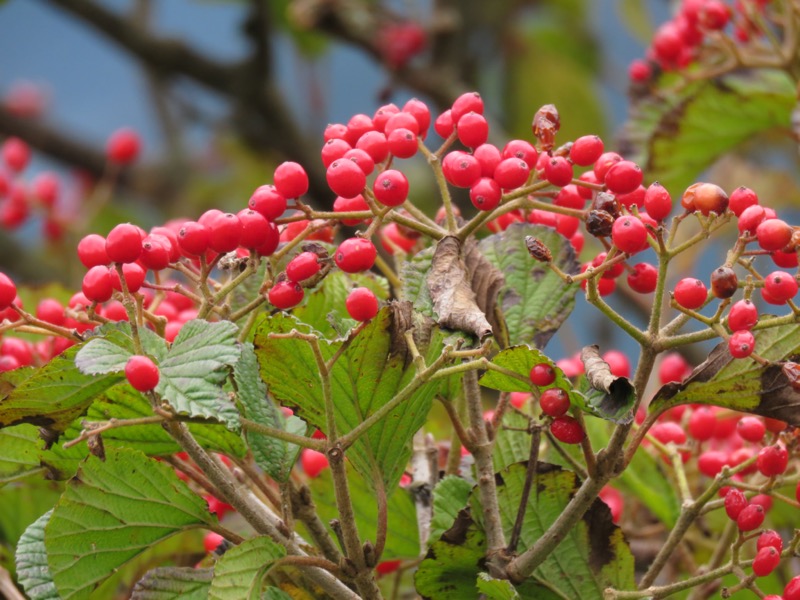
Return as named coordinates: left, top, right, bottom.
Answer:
left=156, top=319, right=241, bottom=430
left=208, top=536, right=286, bottom=600
left=479, top=223, right=580, bottom=349
left=234, top=343, right=305, bottom=482
left=44, top=448, right=216, bottom=599
left=651, top=324, right=800, bottom=425
left=131, top=567, right=213, bottom=600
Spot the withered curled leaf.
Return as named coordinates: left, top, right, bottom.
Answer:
left=580, top=345, right=636, bottom=423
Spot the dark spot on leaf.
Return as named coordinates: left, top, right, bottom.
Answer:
left=583, top=496, right=623, bottom=572
left=440, top=507, right=473, bottom=546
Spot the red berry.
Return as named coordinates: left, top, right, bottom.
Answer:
left=178, top=221, right=211, bottom=256
left=106, top=128, right=141, bottom=165
left=456, top=112, right=488, bottom=148
left=735, top=416, right=765, bottom=442
left=77, top=234, right=110, bottom=268
left=493, top=158, right=530, bottom=189
left=139, top=234, right=171, bottom=271
left=36, top=298, right=65, bottom=326
left=403, top=98, right=431, bottom=137
left=555, top=185, right=585, bottom=210
left=82, top=266, right=114, bottom=302
left=539, top=388, right=570, bottom=417
left=286, top=252, right=321, bottom=283
left=451, top=92, right=483, bottom=123
left=327, top=159, right=366, bottom=199
left=674, top=278, right=707, bottom=309
left=543, top=156, right=573, bottom=187
left=384, top=111, right=419, bottom=137
left=106, top=223, right=143, bottom=264
left=644, top=182, right=672, bottom=221
left=569, top=135, right=604, bottom=166
left=757, top=530, right=783, bottom=553
left=345, top=287, right=379, bottom=321
left=757, top=444, right=788, bottom=477
left=433, top=110, right=454, bottom=139
left=611, top=215, right=648, bottom=254
left=604, top=160, right=643, bottom=195
left=32, top=172, right=59, bottom=208
left=1, top=137, right=30, bottom=173
left=442, top=151, right=481, bottom=188
left=376, top=559, right=402, bottom=576
left=764, top=271, right=798, bottom=303
left=380, top=223, right=416, bottom=255
left=688, top=407, right=716, bottom=441
left=473, top=144, right=502, bottom=177
left=628, top=59, right=652, bottom=82
left=386, top=128, right=418, bottom=159
left=334, top=194, right=370, bottom=226
left=627, top=262, right=658, bottom=293
left=550, top=416, right=585, bottom=444
left=737, top=204, right=766, bottom=235
left=724, top=488, right=748, bottom=520
left=736, top=503, right=765, bottom=532
left=652, top=22, right=683, bottom=62
left=756, top=218, right=793, bottom=251
left=324, top=123, right=347, bottom=142
left=602, top=350, right=630, bottom=378
left=727, top=299, right=758, bottom=332
left=728, top=330, right=755, bottom=359
left=530, top=362, right=556, bottom=386
left=345, top=148, right=376, bottom=175
left=752, top=546, right=781, bottom=577
left=373, top=169, right=409, bottom=207
left=125, top=355, right=160, bottom=392
left=321, top=138, right=351, bottom=168
left=207, top=212, right=242, bottom=253
left=469, top=178, right=501, bottom=211
left=697, top=450, right=728, bottom=477
left=301, top=449, right=329, bottom=477
left=0, top=272, right=17, bottom=311
left=788, top=576, right=800, bottom=600
left=249, top=185, right=287, bottom=221
left=593, top=152, right=622, bottom=181
left=345, top=113, right=375, bottom=145
left=650, top=421, right=687, bottom=446
left=268, top=280, right=304, bottom=310
left=372, top=104, right=399, bottom=133
left=729, top=186, right=758, bottom=217
left=335, top=238, right=377, bottom=273
left=236, top=209, right=271, bottom=249
left=204, top=532, right=225, bottom=553
left=502, top=140, right=538, bottom=168
left=356, top=131, right=389, bottom=163
left=274, top=161, right=309, bottom=199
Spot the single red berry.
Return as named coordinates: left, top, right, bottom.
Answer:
left=530, top=362, right=556, bottom=386
left=324, top=123, right=347, bottom=142
left=77, top=233, right=110, bottom=269
left=249, top=184, right=286, bottom=221
left=729, top=186, right=758, bottom=217
left=502, top=140, right=538, bottom=168
left=539, top=388, right=570, bottom=417
left=550, top=416, right=585, bottom=444
left=736, top=503, right=765, bottom=532
left=384, top=111, right=419, bottom=137
left=327, top=159, right=366, bottom=199
left=334, top=238, right=377, bottom=273
left=674, top=278, right=707, bottom=309
left=286, top=252, right=321, bottom=283
left=334, top=195, right=370, bottom=226
left=493, top=158, right=530, bottom=190
left=321, top=138, right=351, bottom=168
left=125, top=355, right=160, bottom=392
left=690, top=183, right=729, bottom=216
left=604, top=160, right=643, bottom=195
left=433, top=109, right=454, bottom=139
left=105, top=223, right=143, bottom=264
left=543, top=156, right=573, bottom=187
left=139, top=234, right=172, bottom=271
left=650, top=421, right=687, bottom=446
left=602, top=350, right=630, bottom=378
left=345, top=287, right=379, bottom=321
left=442, top=151, right=481, bottom=188
left=555, top=185, right=585, bottom=210
left=456, top=112, right=489, bottom=148
left=106, top=128, right=141, bottom=165
left=36, top=298, right=65, bottom=326
left=472, top=144, right=502, bottom=177
left=593, top=152, right=622, bottom=181
left=178, top=221, right=211, bottom=256
left=376, top=559, right=402, bottom=576
left=451, top=91, right=483, bottom=123
left=652, top=22, right=683, bottom=62
left=757, top=530, right=783, bottom=553
left=469, top=178, right=501, bottom=211
left=724, top=488, right=748, bottom=520
left=111, top=262, right=146, bottom=293
left=207, top=212, right=242, bottom=253
left=204, top=532, right=224, bottom=554
left=729, top=330, right=755, bottom=359
left=356, top=131, right=389, bottom=163
left=268, top=280, right=304, bottom=310
left=82, top=266, right=114, bottom=303
left=254, top=222, right=280, bottom=257
left=688, top=407, right=716, bottom=441
left=736, top=415, right=765, bottom=442
left=757, top=444, right=788, bottom=477
left=627, top=262, right=658, bottom=294
left=236, top=209, right=271, bottom=249
left=386, top=128, right=418, bottom=159
left=0, top=272, right=17, bottom=310
left=752, top=546, right=781, bottom=577
left=756, top=218, right=793, bottom=251
left=697, top=450, right=728, bottom=477
left=301, top=449, right=329, bottom=477
left=0, top=355, right=20, bottom=373
left=727, top=299, right=758, bottom=332
left=274, top=161, right=309, bottom=199
left=372, top=104, right=399, bottom=133
left=788, top=576, right=800, bottom=600
left=345, top=113, right=375, bottom=145
left=737, top=204, right=766, bottom=235
left=1, top=137, right=31, bottom=173
left=373, top=169, right=409, bottom=207
left=380, top=223, right=416, bottom=255
left=643, top=182, right=672, bottom=221
left=569, top=135, right=604, bottom=166
left=764, top=271, right=798, bottom=303
left=611, top=215, right=648, bottom=254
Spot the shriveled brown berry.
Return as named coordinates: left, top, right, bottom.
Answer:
left=586, top=210, right=614, bottom=238
left=782, top=361, right=800, bottom=392
left=532, top=104, right=560, bottom=151
left=525, top=236, right=552, bottom=262
left=592, top=192, right=621, bottom=219
left=710, top=266, right=738, bottom=299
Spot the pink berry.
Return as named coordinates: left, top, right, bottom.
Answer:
left=286, top=252, right=321, bottom=283
left=727, top=299, right=758, bottom=332
left=469, top=178, right=501, bottom=211
left=456, top=112, right=489, bottom=148
left=627, top=262, right=658, bottom=294
left=756, top=218, right=793, bottom=252
left=442, top=151, right=481, bottom=188
left=249, top=185, right=287, bottom=221
left=345, top=287, right=379, bottom=321
left=106, top=223, right=143, bottom=264
left=724, top=488, right=748, bottom=520
left=543, top=156, right=573, bottom=187
left=757, top=444, right=788, bottom=477
left=604, top=160, right=643, bottom=195
left=326, top=159, right=366, bottom=199
left=301, top=449, right=329, bottom=477
left=674, top=278, right=707, bottom=309
left=0, top=272, right=17, bottom=310
left=569, top=135, right=604, bottom=166
left=274, top=161, right=309, bottom=199
left=373, top=169, right=409, bottom=207
left=728, top=330, right=755, bottom=359
left=611, top=215, right=648, bottom=254
left=493, top=158, right=530, bottom=190
left=334, top=238, right=377, bottom=273
left=736, top=503, right=765, bottom=532
left=752, top=546, right=781, bottom=577
left=764, top=271, right=798, bottom=303
left=125, top=355, right=160, bottom=392
left=106, top=128, right=141, bottom=165
left=644, top=182, right=672, bottom=221
left=268, top=280, right=304, bottom=310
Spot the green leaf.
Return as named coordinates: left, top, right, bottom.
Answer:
left=262, top=588, right=293, bottom=599
left=417, top=463, right=635, bottom=599
left=254, top=310, right=442, bottom=489
left=132, top=567, right=213, bottom=600
left=650, top=324, right=800, bottom=424
left=0, top=424, right=46, bottom=484
left=0, top=344, right=122, bottom=432
left=156, top=319, right=242, bottom=430
left=476, top=573, right=521, bottom=600
left=294, top=270, right=389, bottom=339
left=208, top=536, right=286, bottom=600
left=310, top=462, right=420, bottom=559
left=493, top=411, right=532, bottom=472
left=430, top=476, right=473, bottom=542
left=234, top=343, right=305, bottom=482
left=0, top=478, right=62, bottom=554
left=45, top=448, right=216, bottom=599
left=620, top=70, right=795, bottom=195
left=478, top=224, right=580, bottom=348
left=399, top=246, right=436, bottom=318
left=16, top=510, right=58, bottom=600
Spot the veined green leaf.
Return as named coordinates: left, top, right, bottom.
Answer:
left=208, top=536, right=286, bottom=600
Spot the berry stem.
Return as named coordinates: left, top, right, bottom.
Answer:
left=114, top=263, right=145, bottom=356
left=239, top=417, right=325, bottom=450
left=418, top=138, right=457, bottom=233
left=585, top=276, right=648, bottom=345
